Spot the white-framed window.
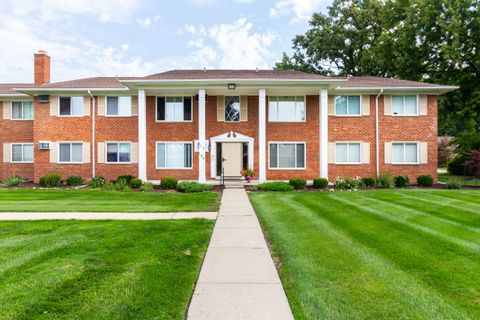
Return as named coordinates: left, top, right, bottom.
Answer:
left=59, top=97, right=83, bottom=116
left=106, top=142, right=131, bottom=163
left=392, top=95, right=418, bottom=115
left=106, top=96, right=131, bottom=116
left=269, top=142, right=305, bottom=169
left=335, top=95, right=361, bottom=116
left=268, top=96, right=305, bottom=122
left=335, top=142, right=361, bottom=164
left=392, top=142, right=419, bottom=164
left=156, top=96, right=192, bottom=122
left=11, top=143, right=34, bottom=163
left=59, top=142, right=83, bottom=163
left=156, top=142, right=193, bottom=169
left=225, top=96, right=240, bottom=122
left=11, top=101, right=34, bottom=120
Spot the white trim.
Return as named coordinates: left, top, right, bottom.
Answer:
left=391, top=94, right=419, bottom=116
left=391, top=141, right=420, bottom=165
left=258, top=89, right=266, bottom=182
left=334, top=142, right=363, bottom=165
left=268, top=141, right=307, bottom=170
left=335, top=86, right=459, bottom=90
left=334, top=95, right=362, bottom=116
left=198, top=90, right=206, bottom=182
left=104, top=96, right=133, bottom=117
left=10, top=101, right=34, bottom=120
left=57, top=141, right=84, bottom=164
left=138, top=90, right=147, bottom=181
left=10, top=143, right=34, bottom=163
left=267, top=95, right=306, bottom=123
left=57, top=96, right=84, bottom=117
left=104, top=141, right=133, bottom=164
left=319, top=88, right=328, bottom=179
left=155, top=141, right=194, bottom=170
left=209, top=132, right=255, bottom=179
left=155, top=95, right=194, bottom=123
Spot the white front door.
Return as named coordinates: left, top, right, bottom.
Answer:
left=222, top=142, right=242, bottom=177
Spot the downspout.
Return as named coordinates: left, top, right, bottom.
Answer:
left=88, top=90, right=96, bottom=178
left=375, top=88, right=384, bottom=178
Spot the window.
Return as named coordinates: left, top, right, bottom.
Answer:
left=392, top=142, right=418, bottom=164
left=106, top=143, right=131, bottom=163
left=11, top=143, right=34, bottom=162
left=269, top=143, right=305, bottom=169
left=335, top=143, right=361, bottom=164
left=268, top=96, right=305, bottom=122
left=335, top=96, right=361, bottom=116
left=59, top=97, right=84, bottom=116
left=11, top=101, right=33, bottom=120
left=392, top=95, right=418, bottom=115
left=156, top=142, right=192, bottom=169
left=157, top=97, right=192, bottom=121
left=59, top=143, right=83, bottom=163
left=106, top=96, right=131, bottom=116
left=225, top=96, right=240, bottom=122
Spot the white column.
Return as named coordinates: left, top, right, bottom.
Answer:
left=198, top=89, right=206, bottom=183
left=258, top=89, right=266, bottom=182
left=138, top=89, right=147, bottom=181
left=320, top=88, right=329, bottom=180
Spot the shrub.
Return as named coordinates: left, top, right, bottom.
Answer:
left=102, top=183, right=114, bottom=191
left=417, top=175, right=434, bottom=187
left=334, top=177, right=362, bottom=190
left=289, top=178, right=307, bottom=190
left=130, top=178, right=142, bottom=189
left=140, top=182, right=154, bottom=192
left=447, top=153, right=469, bottom=175
left=177, top=181, right=213, bottom=193
left=446, top=180, right=461, bottom=189
left=465, top=150, right=480, bottom=177
left=3, top=176, right=23, bottom=187
left=257, top=182, right=294, bottom=192
left=66, top=175, right=84, bottom=186
left=39, top=173, right=62, bottom=188
left=161, top=177, right=178, bottom=190
left=313, top=178, right=328, bottom=189
left=114, top=178, right=131, bottom=192
left=362, top=177, right=376, bottom=188
left=394, top=175, right=410, bottom=188
left=88, top=176, right=105, bottom=188
left=117, top=175, right=135, bottom=184
left=376, top=174, right=394, bottom=189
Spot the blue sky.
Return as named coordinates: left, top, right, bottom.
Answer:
left=0, top=0, right=331, bottom=83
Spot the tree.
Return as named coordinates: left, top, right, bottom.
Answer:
left=276, top=0, right=480, bottom=144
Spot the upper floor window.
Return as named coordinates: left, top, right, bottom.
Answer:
left=269, top=142, right=305, bottom=169
left=59, top=142, right=83, bottom=163
left=392, top=95, right=418, bottom=115
left=59, top=97, right=83, bottom=116
left=11, top=143, right=34, bottom=163
left=106, top=142, right=131, bottom=163
left=225, top=96, right=240, bottom=122
left=156, top=142, right=192, bottom=169
left=157, top=97, right=192, bottom=122
left=106, top=96, right=131, bottom=116
left=268, top=96, right=305, bottom=122
left=12, top=101, right=33, bottom=120
left=335, top=96, right=360, bottom=116
left=392, top=142, right=418, bottom=164
left=335, top=143, right=361, bottom=164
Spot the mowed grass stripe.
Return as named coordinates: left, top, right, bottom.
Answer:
left=406, top=191, right=480, bottom=215
left=250, top=190, right=480, bottom=319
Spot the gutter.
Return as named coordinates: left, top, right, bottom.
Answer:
left=88, top=90, right=96, bottom=179
left=375, top=89, right=384, bottom=178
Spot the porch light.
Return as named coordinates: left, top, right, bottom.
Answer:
left=228, top=83, right=236, bottom=90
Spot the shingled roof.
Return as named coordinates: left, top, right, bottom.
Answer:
left=37, top=77, right=127, bottom=88
left=339, top=76, right=448, bottom=88
left=0, top=83, right=34, bottom=95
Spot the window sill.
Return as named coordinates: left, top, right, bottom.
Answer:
left=390, top=162, right=421, bottom=165
left=334, top=162, right=363, bottom=165
left=268, top=120, right=306, bottom=123
left=57, top=115, right=85, bottom=118
left=156, top=167, right=193, bottom=170
left=9, top=118, right=34, bottom=121
left=10, top=161, right=34, bottom=164
left=57, top=162, right=85, bottom=165
left=104, top=115, right=133, bottom=118
left=390, top=114, right=420, bottom=117
left=156, top=120, right=193, bottom=123
left=333, top=114, right=362, bottom=117
left=105, top=162, right=133, bottom=165
left=268, top=168, right=306, bottom=171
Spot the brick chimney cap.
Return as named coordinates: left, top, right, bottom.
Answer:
left=36, top=50, right=49, bottom=55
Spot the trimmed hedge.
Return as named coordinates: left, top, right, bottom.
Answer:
left=417, top=175, right=434, bottom=187
left=313, top=178, right=328, bottom=189
left=289, top=178, right=307, bottom=190
left=257, top=182, right=294, bottom=192
left=161, top=177, right=178, bottom=190
left=130, top=178, right=142, bottom=189
left=66, top=176, right=84, bottom=186
left=39, top=173, right=62, bottom=188
left=177, top=181, right=213, bottom=193
left=362, top=177, right=375, bottom=188
left=394, top=175, right=410, bottom=188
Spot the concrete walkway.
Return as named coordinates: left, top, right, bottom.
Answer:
left=188, top=189, right=294, bottom=320
left=0, top=211, right=217, bottom=220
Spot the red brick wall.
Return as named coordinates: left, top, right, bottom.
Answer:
left=0, top=100, right=35, bottom=181
left=34, top=52, right=50, bottom=86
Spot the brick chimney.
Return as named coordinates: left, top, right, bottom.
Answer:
left=34, top=50, right=50, bottom=86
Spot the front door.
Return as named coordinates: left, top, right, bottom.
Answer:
left=222, top=142, right=242, bottom=177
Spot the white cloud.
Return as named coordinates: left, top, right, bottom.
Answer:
left=269, top=0, right=327, bottom=23
left=137, top=15, right=161, bottom=28
left=185, top=18, right=276, bottom=69
left=234, top=0, right=254, bottom=3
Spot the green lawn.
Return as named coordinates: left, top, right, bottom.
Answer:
left=438, top=172, right=480, bottom=186
left=250, top=189, right=480, bottom=320
left=0, top=189, right=220, bottom=212
left=0, top=219, right=213, bottom=320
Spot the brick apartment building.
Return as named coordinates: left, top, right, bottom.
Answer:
left=0, top=51, right=457, bottom=183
